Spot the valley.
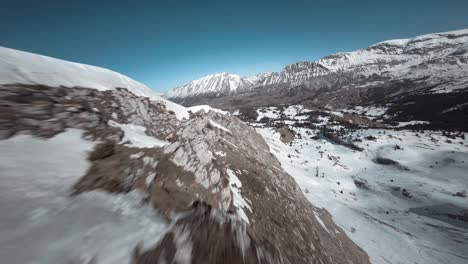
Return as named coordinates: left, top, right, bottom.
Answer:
left=233, top=104, right=468, bottom=264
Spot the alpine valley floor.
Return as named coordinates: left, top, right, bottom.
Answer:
left=239, top=105, right=468, bottom=264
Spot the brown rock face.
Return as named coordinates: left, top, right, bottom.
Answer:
left=0, top=84, right=370, bottom=264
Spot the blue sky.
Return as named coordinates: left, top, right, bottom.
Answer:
left=1, top=0, right=468, bottom=92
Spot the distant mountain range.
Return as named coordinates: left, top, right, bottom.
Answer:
left=165, top=28, right=468, bottom=110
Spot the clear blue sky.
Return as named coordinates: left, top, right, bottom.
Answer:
left=1, top=0, right=468, bottom=92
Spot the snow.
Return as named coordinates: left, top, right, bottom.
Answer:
left=130, top=151, right=145, bottom=159
left=396, top=120, right=430, bottom=127
left=329, top=111, right=344, bottom=117
left=166, top=72, right=252, bottom=98
left=208, top=120, right=231, bottom=134
left=344, top=106, right=389, bottom=119
left=220, top=137, right=239, bottom=149
left=257, top=125, right=468, bottom=264
left=314, top=212, right=331, bottom=234
left=187, top=105, right=228, bottom=115
left=227, top=169, right=252, bottom=224
left=161, top=99, right=190, bottom=120
left=0, top=46, right=190, bottom=120
left=173, top=226, right=193, bottom=264
left=371, top=38, right=411, bottom=47
left=146, top=173, right=156, bottom=186
left=0, top=129, right=168, bottom=264
left=110, top=121, right=169, bottom=148
left=283, top=105, right=305, bottom=117
left=214, top=151, right=227, bottom=157
left=256, top=107, right=280, bottom=121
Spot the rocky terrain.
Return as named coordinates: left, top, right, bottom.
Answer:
left=0, top=48, right=370, bottom=263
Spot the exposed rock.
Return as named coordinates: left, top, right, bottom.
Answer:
left=452, top=191, right=467, bottom=198
left=353, top=177, right=370, bottom=190
left=373, top=157, right=398, bottom=165
left=277, top=126, right=295, bottom=143
left=0, top=84, right=371, bottom=264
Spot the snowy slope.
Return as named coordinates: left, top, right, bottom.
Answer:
left=260, top=126, right=468, bottom=264
left=166, top=28, right=468, bottom=99
left=249, top=105, right=468, bottom=264
left=0, top=129, right=169, bottom=264
left=0, top=46, right=189, bottom=119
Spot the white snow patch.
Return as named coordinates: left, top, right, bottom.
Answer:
left=187, top=105, right=227, bottom=115
left=110, top=121, right=169, bottom=148
left=314, top=212, right=330, bottom=234
left=175, top=179, right=184, bottom=187
left=329, top=111, right=344, bottom=118
left=130, top=151, right=145, bottom=159
left=0, top=129, right=168, bottom=264
left=173, top=226, right=193, bottom=264
left=396, top=120, right=430, bottom=127
left=214, top=151, right=227, bottom=157
left=226, top=169, right=252, bottom=224
left=146, top=173, right=156, bottom=186
left=208, top=120, right=231, bottom=134
left=256, top=107, right=280, bottom=121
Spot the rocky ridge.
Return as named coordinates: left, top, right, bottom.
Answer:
left=0, top=81, right=370, bottom=263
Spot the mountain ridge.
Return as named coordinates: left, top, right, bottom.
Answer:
left=165, top=28, right=468, bottom=101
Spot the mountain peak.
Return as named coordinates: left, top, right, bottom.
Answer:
left=165, top=72, right=252, bottom=98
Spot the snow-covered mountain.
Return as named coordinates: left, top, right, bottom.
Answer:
left=165, top=72, right=260, bottom=98
left=165, top=28, right=468, bottom=103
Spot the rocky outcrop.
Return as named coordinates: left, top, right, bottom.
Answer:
left=277, top=126, right=295, bottom=143
left=0, top=84, right=370, bottom=264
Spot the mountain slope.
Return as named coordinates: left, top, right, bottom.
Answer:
left=0, top=46, right=189, bottom=120
left=165, top=28, right=468, bottom=107
left=0, top=48, right=370, bottom=263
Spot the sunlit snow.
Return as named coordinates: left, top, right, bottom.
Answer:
left=0, top=129, right=168, bottom=264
